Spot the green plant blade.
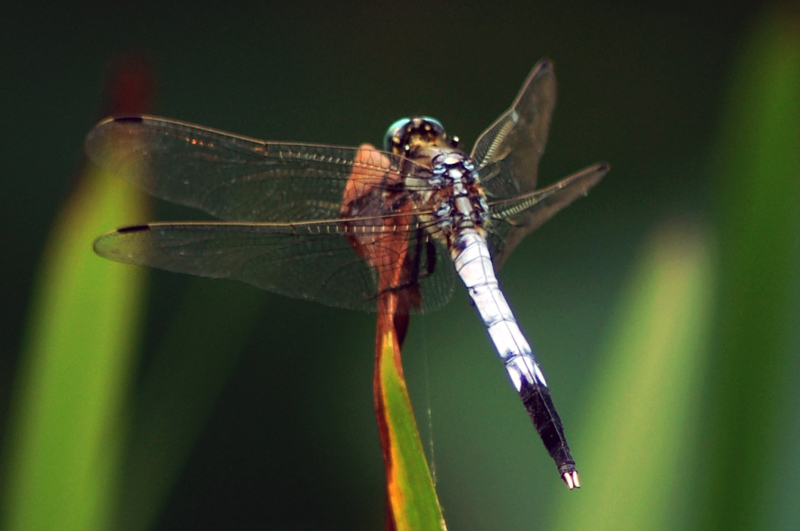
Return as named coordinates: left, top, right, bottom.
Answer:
left=701, top=7, right=800, bottom=531
left=1, top=165, right=149, bottom=530
left=549, top=222, right=713, bottom=531
left=375, top=311, right=446, bottom=531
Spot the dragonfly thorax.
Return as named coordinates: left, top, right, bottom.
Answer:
left=424, top=151, right=489, bottom=245
left=384, top=117, right=487, bottom=246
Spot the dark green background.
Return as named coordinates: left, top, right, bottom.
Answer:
left=1, top=2, right=797, bottom=530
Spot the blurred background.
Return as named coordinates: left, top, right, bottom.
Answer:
left=1, top=2, right=797, bottom=530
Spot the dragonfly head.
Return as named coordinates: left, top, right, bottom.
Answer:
left=383, top=116, right=458, bottom=154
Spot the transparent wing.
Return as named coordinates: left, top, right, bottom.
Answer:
left=85, top=115, right=429, bottom=223
left=93, top=218, right=455, bottom=314
left=471, top=59, right=556, bottom=198
left=486, top=163, right=609, bottom=267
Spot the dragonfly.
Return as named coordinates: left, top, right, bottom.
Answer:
left=86, top=58, right=607, bottom=489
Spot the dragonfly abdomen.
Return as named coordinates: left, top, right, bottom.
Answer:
left=452, top=229, right=579, bottom=488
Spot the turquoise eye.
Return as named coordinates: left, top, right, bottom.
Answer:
left=383, top=118, right=411, bottom=151
left=383, top=117, right=447, bottom=151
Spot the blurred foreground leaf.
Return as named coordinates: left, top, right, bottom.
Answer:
left=550, top=222, right=713, bottom=531
left=701, top=7, right=800, bottom=531
left=1, top=164, right=149, bottom=530
left=550, top=7, right=799, bottom=529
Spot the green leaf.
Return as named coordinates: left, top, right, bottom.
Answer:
left=548, top=222, right=713, bottom=531
left=376, top=314, right=446, bottom=531
left=1, top=164, right=149, bottom=530
left=700, top=7, right=800, bottom=531
left=548, top=8, right=799, bottom=529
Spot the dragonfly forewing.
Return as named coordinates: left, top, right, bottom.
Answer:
left=85, top=116, right=430, bottom=223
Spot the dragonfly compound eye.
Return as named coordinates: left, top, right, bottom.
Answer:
left=385, top=116, right=451, bottom=152
left=383, top=118, right=412, bottom=152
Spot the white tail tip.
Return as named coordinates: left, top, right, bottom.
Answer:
left=562, top=470, right=581, bottom=490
